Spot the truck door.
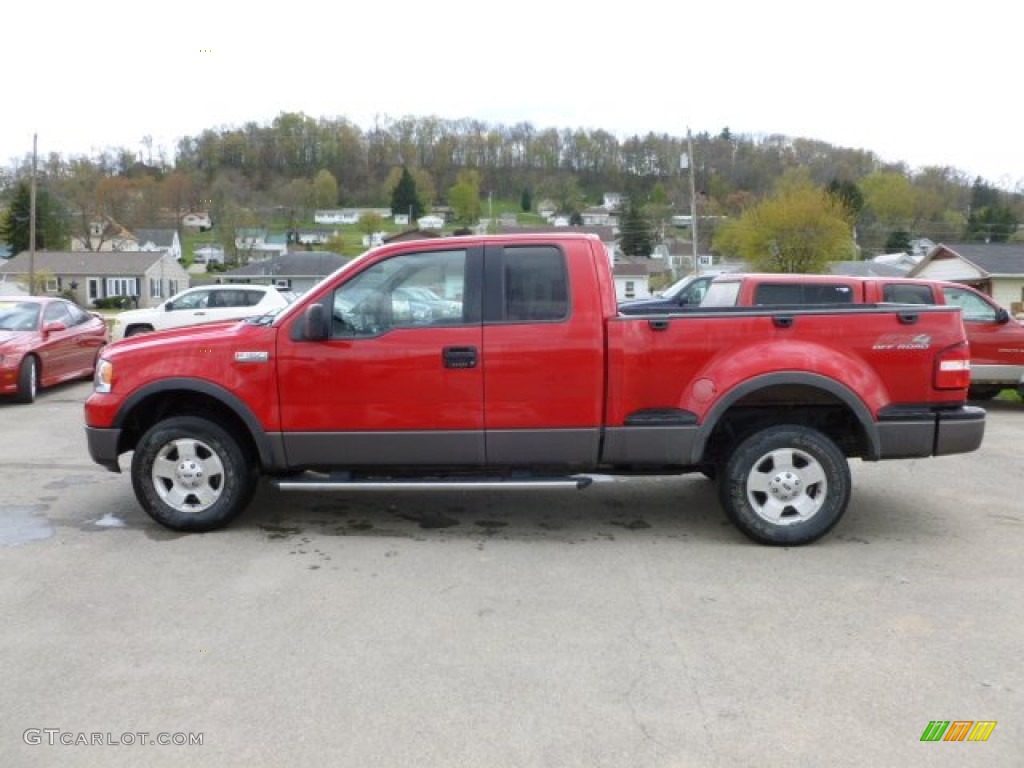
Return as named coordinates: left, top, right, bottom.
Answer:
left=481, top=242, right=605, bottom=466
left=276, top=246, right=485, bottom=467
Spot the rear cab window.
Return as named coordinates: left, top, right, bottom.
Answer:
left=881, top=284, right=935, bottom=304
left=753, top=283, right=854, bottom=305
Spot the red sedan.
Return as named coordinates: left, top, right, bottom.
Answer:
left=0, top=297, right=109, bottom=404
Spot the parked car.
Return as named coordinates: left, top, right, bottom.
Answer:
left=109, top=285, right=294, bottom=340
left=0, top=297, right=109, bottom=404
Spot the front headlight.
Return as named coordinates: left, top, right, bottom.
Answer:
left=94, top=358, right=114, bottom=393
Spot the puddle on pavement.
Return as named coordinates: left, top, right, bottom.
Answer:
left=93, top=513, right=127, bottom=528
left=0, top=504, right=54, bottom=546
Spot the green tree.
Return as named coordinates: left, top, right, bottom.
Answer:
left=826, top=179, right=864, bottom=222
left=448, top=170, right=481, bottom=224
left=860, top=172, right=916, bottom=227
left=390, top=167, right=424, bottom=221
left=713, top=184, right=852, bottom=272
left=618, top=202, right=655, bottom=258
left=0, top=181, right=68, bottom=253
left=520, top=187, right=532, bottom=212
left=359, top=212, right=385, bottom=243
left=885, top=230, right=912, bottom=253
left=965, top=206, right=1017, bottom=242
left=312, top=169, right=339, bottom=209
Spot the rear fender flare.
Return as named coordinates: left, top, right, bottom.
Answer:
left=691, top=372, right=880, bottom=463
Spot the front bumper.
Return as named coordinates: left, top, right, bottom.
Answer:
left=875, top=405, right=986, bottom=459
left=85, top=426, right=123, bottom=472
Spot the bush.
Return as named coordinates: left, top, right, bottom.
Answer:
left=93, top=295, right=136, bottom=310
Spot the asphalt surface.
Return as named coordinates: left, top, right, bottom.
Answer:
left=1, top=381, right=1021, bottom=767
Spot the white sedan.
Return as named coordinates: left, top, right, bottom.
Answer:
left=110, top=285, right=293, bottom=340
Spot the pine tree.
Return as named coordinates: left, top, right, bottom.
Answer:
left=617, top=202, right=654, bottom=258
left=390, top=167, right=424, bottom=222
left=0, top=181, right=68, bottom=254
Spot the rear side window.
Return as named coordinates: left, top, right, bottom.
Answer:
left=754, top=283, right=854, bottom=305
left=882, top=284, right=934, bottom=304
left=501, top=246, right=568, bottom=322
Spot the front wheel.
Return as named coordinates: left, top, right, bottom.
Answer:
left=14, top=355, right=38, bottom=404
left=131, top=416, right=258, bottom=531
left=718, top=425, right=850, bottom=546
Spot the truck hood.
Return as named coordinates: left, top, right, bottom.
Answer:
left=105, top=320, right=251, bottom=354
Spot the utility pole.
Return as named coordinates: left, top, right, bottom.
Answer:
left=686, top=128, right=699, bottom=276
left=29, top=133, right=37, bottom=295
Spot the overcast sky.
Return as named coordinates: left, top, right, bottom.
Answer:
left=6, top=1, right=1022, bottom=189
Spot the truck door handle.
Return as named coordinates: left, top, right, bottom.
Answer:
left=648, top=319, right=669, bottom=331
left=442, top=346, right=477, bottom=369
left=898, top=312, right=919, bottom=324
left=773, top=315, right=794, bottom=328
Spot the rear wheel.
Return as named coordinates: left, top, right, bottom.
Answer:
left=718, top=425, right=850, bottom=546
left=131, top=416, right=258, bottom=531
left=14, top=355, right=38, bottom=404
left=967, top=385, right=1002, bottom=401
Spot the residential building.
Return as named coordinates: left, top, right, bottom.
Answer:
left=70, top=218, right=138, bottom=252
left=613, top=261, right=652, bottom=302
left=193, top=244, right=226, bottom=265
left=135, top=229, right=182, bottom=261
left=181, top=211, right=212, bottom=230
left=908, top=242, right=1024, bottom=312
left=220, top=251, right=348, bottom=295
left=0, top=250, right=189, bottom=308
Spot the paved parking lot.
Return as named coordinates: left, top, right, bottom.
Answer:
left=1, top=381, right=1021, bottom=767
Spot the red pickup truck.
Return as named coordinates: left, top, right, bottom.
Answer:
left=698, top=273, right=1024, bottom=400
left=84, top=233, right=985, bottom=545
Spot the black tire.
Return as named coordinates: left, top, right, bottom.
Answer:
left=967, top=385, right=1002, bottom=401
left=14, top=355, right=38, bottom=404
left=130, top=416, right=258, bottom=532
left=125, top=325, right=153, bottom=337
left=718, top=425, right=850, bottom=546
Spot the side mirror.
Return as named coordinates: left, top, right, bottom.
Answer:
left=42, top=321, right=67, bottom=336
left=303, top=303, right=329, bottom=341
left=995, top=307, right=1010, bottom=324
left=164, top=301, right=173, bottom=311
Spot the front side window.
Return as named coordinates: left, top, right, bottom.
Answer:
left=943, top=287, right=997, bottom=322
left=170, top=290, right=210, bottom=310
left=330, top=249, right=466, bottom=338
